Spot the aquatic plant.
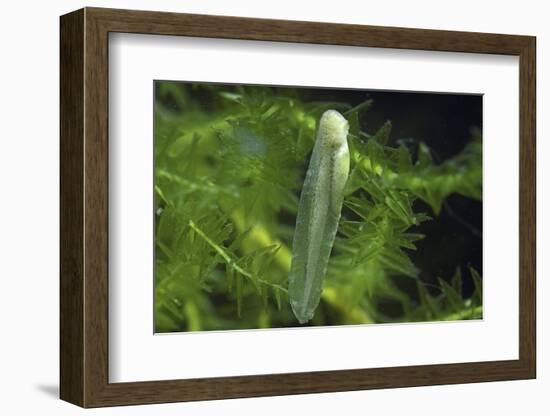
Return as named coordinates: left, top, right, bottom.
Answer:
left=154, top=83, right=482, bottom=331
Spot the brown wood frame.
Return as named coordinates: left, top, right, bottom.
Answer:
left=60, top=7, right=536, bottom=408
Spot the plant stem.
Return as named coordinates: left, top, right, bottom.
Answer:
left=188, top=220, right=287, bottom=293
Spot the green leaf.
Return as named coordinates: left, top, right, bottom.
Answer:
left=438, top=277, right=463, bottom=312
left=371, top=120, right=392, bottom=145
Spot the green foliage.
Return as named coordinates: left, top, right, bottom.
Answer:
left=154, top=82, right=483, bottom=331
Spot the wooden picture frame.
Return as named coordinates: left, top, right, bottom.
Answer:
left=60, top=7, right=536, bottom=408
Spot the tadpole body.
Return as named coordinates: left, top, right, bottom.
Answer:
left=289, top=110, right=350, bottom=324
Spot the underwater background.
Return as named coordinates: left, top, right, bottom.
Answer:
left=154, top=81, right=482, bottom=332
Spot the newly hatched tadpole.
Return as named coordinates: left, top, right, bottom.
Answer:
left=289, top=109, right=350, bottom=324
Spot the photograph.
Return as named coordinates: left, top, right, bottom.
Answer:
left=54, top=5, right=537, bottom=409
left=153, top=81, right=483, bottom=333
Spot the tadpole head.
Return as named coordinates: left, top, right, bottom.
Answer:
left=317, top=109, right=349, bottom=149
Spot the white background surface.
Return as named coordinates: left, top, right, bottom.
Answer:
left=0, top=0, right=547, bottom=414
left=110, top=34, right=519, bottom=382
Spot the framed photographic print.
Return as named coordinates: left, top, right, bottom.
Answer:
left=60, top=7, right=536, bottom=408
